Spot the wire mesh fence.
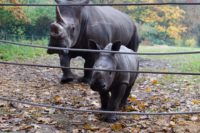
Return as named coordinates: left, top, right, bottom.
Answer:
left=0, top=1, right=199, bottom=116
left=0, top=33, right=48, bottom=43
left=1, top=40, right=200, bottom=55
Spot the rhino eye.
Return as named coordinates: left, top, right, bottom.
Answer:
left=70, top=24, right=75, bottom=33
left=71, top=27, right=75, bottom=33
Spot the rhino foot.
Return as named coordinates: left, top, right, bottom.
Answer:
left=102, top=114, right=118, bottom=123
left=119, top=101, right=131, bottom=109
left=60, top=74, right=77, bottom=84
left=78, top=77, right=91, bottom=84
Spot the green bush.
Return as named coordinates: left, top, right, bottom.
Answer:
left=175, top=37, right=198, bottom=47
left=139, top=24, right=169, bottom=45
left=185, top=38, right=197, bottom=47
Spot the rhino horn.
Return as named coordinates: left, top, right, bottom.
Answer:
left=50, top=22, right=64, bottom=37
left=56, top=6, right=65, bottom=23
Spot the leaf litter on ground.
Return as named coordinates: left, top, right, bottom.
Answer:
left=0, top=55, right=200, bottom=132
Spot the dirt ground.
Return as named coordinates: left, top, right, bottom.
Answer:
left=0, top=55, right=200, bottom=133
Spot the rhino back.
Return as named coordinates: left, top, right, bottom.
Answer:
left=85, top=6, right=134, bottom=48
left=112, top=46, right=138, bottom=88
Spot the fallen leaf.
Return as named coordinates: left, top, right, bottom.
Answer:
left=52, top=95, right=64, bottom=104
left=191, top=116, right=198, bottom=121
left=37, top=117, right=52, bottom=124
left=31, top=124, right=41, bottom=129
left=0, top=101, right=8, bottom=107
left=173, top=121, right=200, bottom=133
left=132, top=115, right=141, bottom=120
left=88, top=114, right=98, bottom=121
left=128, top=96, right=138, bottom=103
left=151, top=79, right=158, bottom=85
left=132, top=127, right=141, bottom=133
left=96, top=128, right=111, bottom=133
left=123, top=127, right=133, bottom=133
left=20, top=111, right=31, bottom=119
left=150, top=95, right=160, bottom=101
left=191, top=99, right=200, bottom=105
left=91, top=100, right=100, bottom=107
left=0, top=123, right=12, bottom=132
left=145, top=87, right=152, bottom=93
left=138, top=101, right=148, bottom=110
left=125, top=105, right=140, bottom=112
left=43, top=108, right=56, bottom=114
left=19, top=124, right=34, bottom=131
left=83, top=123, right=99, bottom=131
left=72, top=129, right=80, bottom=133
left=111, top=123, right=125, bottom=131
left=169, top=121, right=176, bottom=127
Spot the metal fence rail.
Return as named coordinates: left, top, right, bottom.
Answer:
left=0, top=96, right=200, bottom=116
left=1, top=2, right=200, bottom=7
left=1, top=61, right=200, bottom=76
left=1, top=40, right=200, bottom=55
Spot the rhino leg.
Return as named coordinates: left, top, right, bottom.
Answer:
left=99, top=91, right=110, bottom=110
left=103, top=84, right=127, bottom=123
left=59, top=54, right=76, bottom=84
left=78, top=56, right=95, bottom=84
left=120, top=78, right=137, bottom=108
left=119, top=86, right=132, bottom=108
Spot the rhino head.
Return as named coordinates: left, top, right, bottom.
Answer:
left=89, top=40, right=122, bottom=92
left=47, top=0, right=90, bottom=54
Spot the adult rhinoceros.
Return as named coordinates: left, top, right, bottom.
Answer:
left=47, top=0, right=140, bottom=84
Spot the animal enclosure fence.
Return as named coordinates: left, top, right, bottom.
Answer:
left=0, top=33, right=47, bottom=42
left=0, top=2, right=200, bottom=116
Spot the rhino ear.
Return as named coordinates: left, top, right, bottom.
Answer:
left=111, top=41, right=121, bottom=51
left=88, top=40, right=101, bottom=50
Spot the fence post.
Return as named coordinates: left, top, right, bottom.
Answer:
left=13, top=35, right=15, bottom=41
left=4, top=33, right=7, bottom=40
left=31, top=35, right=33, bottom=44
left=0, top=33, right=2, bottom=40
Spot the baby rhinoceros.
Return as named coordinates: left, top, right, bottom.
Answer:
left=89, top=41, right=139, bottom=123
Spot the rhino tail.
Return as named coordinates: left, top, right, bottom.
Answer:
left=128, top=26, right=141, bottom=52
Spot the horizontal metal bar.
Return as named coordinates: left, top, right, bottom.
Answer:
left=0, top=3, right=200, bottom=7
left=0, top=96, right=199, bottom=115
left=0, top=61, right=200, bottom=76
left=1, top=40, right=200, bottom=55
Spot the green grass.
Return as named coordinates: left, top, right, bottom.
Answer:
left=0, top=39, right=48, bottom=61
left=139, top=45, right=200, bottom=73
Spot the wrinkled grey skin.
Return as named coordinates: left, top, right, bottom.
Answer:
left=47, top=0, right=140, bottom=84
left=89, top=41, right=139, bottom=123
